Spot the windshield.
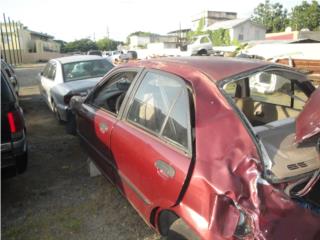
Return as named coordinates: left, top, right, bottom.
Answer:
left=63, top=59, right=113, bottom=82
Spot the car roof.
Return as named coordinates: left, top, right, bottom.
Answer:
left=54, top=55, right=104, bottom=64
left=123, top=57, right=270, bottom=82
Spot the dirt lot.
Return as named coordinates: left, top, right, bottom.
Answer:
left=1, top=65, right=161, bottom=240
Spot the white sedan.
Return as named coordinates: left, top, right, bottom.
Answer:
left=39, top=55, right=113, bottom=122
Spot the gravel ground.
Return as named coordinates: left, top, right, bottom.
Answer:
left=1, top=65, right=161, bottom=240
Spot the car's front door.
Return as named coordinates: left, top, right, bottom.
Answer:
left=111, top=70, right=193, bottom=218
left=77, top=70, right=140, bottom=181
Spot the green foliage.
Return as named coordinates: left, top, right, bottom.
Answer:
left=196, top=17, right=206, bottom=34
left=290, top=0, right=320, bottom=31
left=63, top=39, right=98, bottom=53
left=251, top=0, right=289, bottom=33
left=208, top=29, right=231, bottom=46
left=186, top=16, right=207, bottom=41
left=96, top=37, right=122, bottom=51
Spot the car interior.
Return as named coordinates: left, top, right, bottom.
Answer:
left=92, top=72, right=136, bottom=114
left=222, top=70, right=320, bottom=190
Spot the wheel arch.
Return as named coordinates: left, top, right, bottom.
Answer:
left=153, top=208, right=179, bottom=236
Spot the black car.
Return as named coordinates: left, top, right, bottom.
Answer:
left=1, top=59, right=19, bottom=96
left=1, top=68, right=28, bottom=177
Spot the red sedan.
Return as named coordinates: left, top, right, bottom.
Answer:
left=71, top=57, right=320, bottom=239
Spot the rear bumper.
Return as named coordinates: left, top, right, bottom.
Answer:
left=1, top=133, right=27, bottom=169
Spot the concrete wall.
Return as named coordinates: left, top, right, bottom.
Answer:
left=1, top=50, right=68, bottom=64
left=245, top=43, right=320, bottom=60
left=231, top=21, right=265, bottom=42
left=22, top=52, right=68, bottom=63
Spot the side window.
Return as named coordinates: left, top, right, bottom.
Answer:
left=200, top=37, right=209, bottom=43
left=223, top=82, right=237, bottom=98
left=42, top=63, right=51, bottom=78
left=91, top=71, right=137, bottom=115
left=249, top=72, right=291, bottom=107
left=293, top=83, right=308, bottom=110
left=127, top=72, right=191, bottom=151
left=47, top=63, right=56, bottom=80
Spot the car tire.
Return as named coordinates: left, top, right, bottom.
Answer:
left=197, top=49, right=208, bottom=56
left=65, top=110, right=77, bottom=135
left=17, top=150, right=28, bottom=174
left=52, top=101, right=63, bottom=123
left=167, top=219, right=200, bottom=240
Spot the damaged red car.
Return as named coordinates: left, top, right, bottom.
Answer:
left=71, top=57, right=320, bottom=239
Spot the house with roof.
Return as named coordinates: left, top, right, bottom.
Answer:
left=206, top=18, right=266, bottom=42
left=192, top=11, right=237, bottom=30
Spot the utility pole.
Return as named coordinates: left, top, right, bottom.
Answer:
left=8, top=17, right=17, bottom=65
left=0, top=23, right=8, bottom=62
left=106, top=25, right=109, bottom=51
left=3, top=13, right=12, bottom=64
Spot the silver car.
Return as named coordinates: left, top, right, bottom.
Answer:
left=39, top=55, right=113, bottom=123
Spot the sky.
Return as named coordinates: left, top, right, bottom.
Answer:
left=2, top=0, right=305, bottom=42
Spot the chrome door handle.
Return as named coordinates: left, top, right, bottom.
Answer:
left=155, top=160, right=175, bottom=178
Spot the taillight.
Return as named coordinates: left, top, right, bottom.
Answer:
left=7, top=112, right=17, bottom=133
left=7, top=110, right=24, bottom=138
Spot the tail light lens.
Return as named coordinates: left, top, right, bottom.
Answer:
left=7, top=109, right=24, bottom=139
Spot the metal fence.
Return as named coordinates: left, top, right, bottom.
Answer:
left=0, top=13, right=23, bottom=65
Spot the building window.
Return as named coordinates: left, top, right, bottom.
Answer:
left=238, top=34, right=243, bottom=41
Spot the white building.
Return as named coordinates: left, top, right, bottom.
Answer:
left=206, top=18, right=266, bottom=42
left=129, top=36, right=150, bottom=49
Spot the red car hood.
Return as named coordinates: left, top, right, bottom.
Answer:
left=296, top=87, right=320, bottom=143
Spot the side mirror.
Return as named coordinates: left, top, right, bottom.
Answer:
left=69, top=95, right=86, bottom=113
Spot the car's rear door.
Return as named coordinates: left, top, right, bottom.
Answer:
left=76, top=69, right=141, bottom=181
left=111, top=70, right=193, bottom=218
left=40, top=61, right=57, bottom=106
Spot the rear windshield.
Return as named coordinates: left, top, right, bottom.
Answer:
left=62, top=59, right=113, bottom=82
left=1, top=72, right=15, bottom=104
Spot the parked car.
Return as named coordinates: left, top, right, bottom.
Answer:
left=119, top=50, right=138, bottom=61
left=39, top=55, right=113, bottom=126
left=1, top=67, right=28, bottom=177
left=70, top=57, right=320, bottom=239
left=103, top=50, right=123, bottom=63
left=87, top=50, right=102, bottom=56
left=1, top=59, right=19, bottom=96
left=183, top=35, right=213, bottom=56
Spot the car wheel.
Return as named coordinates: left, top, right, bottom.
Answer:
left=198, top=49, right=208, bottom=56
left=17, top=150, right=28, bottom=174
left=167, top=219, right=200, bottom=240
left=52, top=101, right=63, bottom=123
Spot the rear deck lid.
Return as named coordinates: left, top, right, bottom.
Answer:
left=296, top=87, right=320, bottom=143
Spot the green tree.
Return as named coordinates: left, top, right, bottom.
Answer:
left=208, top=29, right=231, bottom=46
left=290, top=0, right=320, bottom=31
left=251, top=0, right=289, bottom=33
left=186, top=16, right=206, bottom=41
left=96, top=37, right=122, bottom=51
left=63, top=39, right=98, bottom=53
